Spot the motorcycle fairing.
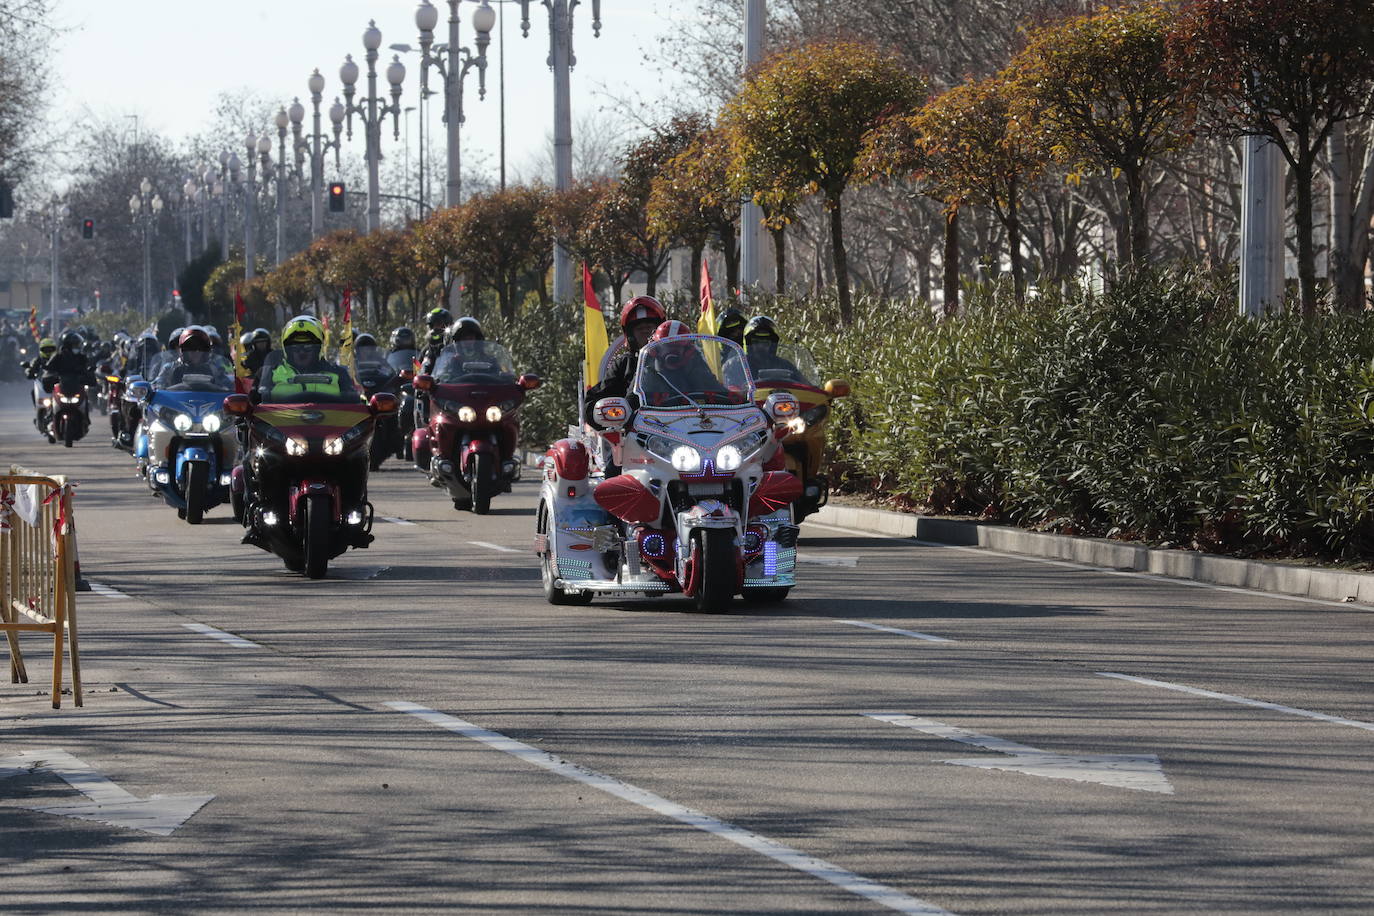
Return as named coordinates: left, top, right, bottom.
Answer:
left=253, top=403, right=372, bottom=440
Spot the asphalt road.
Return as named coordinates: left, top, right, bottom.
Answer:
left=3, top=379, right=1373, bottom=914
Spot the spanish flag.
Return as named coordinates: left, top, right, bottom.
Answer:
left=338, top=288, right=355, bottom=375
left=697, top=258, right=716, bottom=336
left=583, top=264, right=608, bottom=388
left=231, top=285, right=251, bottom=393
left=27, top=306, right=39, bottom=342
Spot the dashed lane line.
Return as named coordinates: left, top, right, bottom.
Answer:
left=379, top=516, right=418, bottom=526
left=85, top=581, right=129, bottom=599
left=836, top=619, right=953, bottom=644
left=1099, top=672, right=1374, bottom=733
left=386, top=701, right=955, bottom=915
left=469, top=541, right=519, bottom=554
left=182, top=623, right=260, bottom=649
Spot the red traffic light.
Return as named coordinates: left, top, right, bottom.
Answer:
left=328, top=181, right=346, bottom=213
left=81, top=218, right=94, bottom=239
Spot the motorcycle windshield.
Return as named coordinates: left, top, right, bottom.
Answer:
left=253, top=402, right=373, bottom=441
left=152, top=354, right=236, bottom=392
left=633, top=335, right=753, bottom=408
left=747, top=342, right=820, bottom=389
left=386, top=349, right=419, bottom=372
left=432, top=341, right=517, bottom=384
left=355, top=350, right=395, bottom=386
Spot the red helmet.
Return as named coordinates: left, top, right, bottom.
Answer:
left=650, top=320, right=691, bottom=342
left=619, top=296, right=666, bottom=330
left=178, top=327, right=211, bottom=351
left=650, top=320, right=695, bottom=368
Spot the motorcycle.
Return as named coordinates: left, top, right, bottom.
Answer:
left=46, top=377, right=90, bottom=447
left=748, top=342, right=850, bottom=521
left=127, top=357, right=239, bottom=524
left=226, top=389, right=398, bottom=579
left=536, top=334, right=802, bottom=611
left=354, top=350, right=409, bottom=471
left=105, top=371, right=127, bottom=447
left=386, top=348, right=419, bottom=460
left=411, top=340, right=541, bottom=514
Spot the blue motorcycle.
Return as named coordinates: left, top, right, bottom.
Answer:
left=129, top=357, right=239, bottom=524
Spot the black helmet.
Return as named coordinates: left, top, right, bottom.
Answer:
left=355, top=332, right=378, bottom=348
left=60, top=331, right=83, bottom=352
left=426, top=307, right=453, bottom=331
left=239, top=331, right=253, bottom=348
left=716, top=307, right=747, bottom=342
left=447, top=316, right=484, bottom=343
left=250, top=327, right=271, bottom=345
left=390, top=326, right=416, bottom=350
left=743, top=315, right=780, bottom=344
left=167, top=327, right=185, bottom=350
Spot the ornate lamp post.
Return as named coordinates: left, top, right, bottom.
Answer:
left=412, top=0, right=494, bottom=208
left=339, top=20, right=407, bottom=235
left=128, top=179, right=163, bottom=319
left=48, top=199, right=70, bottom=333
left=292, top=71, right=346, bottom=239
left=270, top=106, right=310, bottom=265
left=519, top=0, right=601, bottom=303
left=233, top=132, right=273, bottom=279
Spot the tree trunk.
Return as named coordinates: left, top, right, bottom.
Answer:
left=1125, top=165, right=1149, bottom=264
left=1328, top=122, right=1361, bottom=313
left=720, top=223, right=739, bottom=298
left=1294, top=150, right=1319, bottom=315
left=1007, top=192, right=1024, bottom=307
left=942, top=206, right=960, bottom=318
left=644, top=243, right=658, bottom=296
left=828, top=195, right=853, bottom=326
left=770, top=225, right=786, bottom=294
left=689, top=244, right=704, bottom=298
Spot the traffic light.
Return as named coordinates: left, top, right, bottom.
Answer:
left=0, top=181, right=12, bottom=219
left=81, top=218, right=94, bottom=239
left=328, top=182, right=346, bottom=213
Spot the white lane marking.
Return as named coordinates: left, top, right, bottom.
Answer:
left=85, top=581, right=129, bottom=599
left=469, top=540, right=519, bottom=554
left=388, top=701, right=954, bottom=915
left=803, top=520, right=1369, bottom=611
left=182, top=622, right=260, bottom=649
left=380, top=516, right=417, bottom=526
left=836, top=619, right=953, bottom=644
left=797, top=553, right=858, bottom=567
left=865, top=713, right=1173, bottom=794
left=1, top=748, right=213, bottom=836
left=1099, top=672, right=1374, bottom=733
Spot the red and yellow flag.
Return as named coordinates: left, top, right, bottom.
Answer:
left=697, top=258, right=716, bottom=336
left=338, top=288, right=355, bottom=374
left=231, top=285, right=250, bottom=390
left=27, top=306, right=39, bottom=342
left=583, top=264, right=609, bottom=388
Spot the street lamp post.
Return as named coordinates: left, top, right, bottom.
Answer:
left=217, top=151, right=232, bottom=261
left=339, top=21, right=407, bottom=235
left=180, top=178, right=199, bottom=263
left=520, top=0, right=602, bottom=303
left=412, top=0, right=494, bottom=209
left=292, top=71, right=346, bottom=239
left=271, top=106, right=311, bottom=264
left=236, top=132, right=273, bottom=279
left=128, top=178, right=163, bottom=320
left=739, top=0, right=765, bottom=295
left=49, top=199, right=69, bottom=334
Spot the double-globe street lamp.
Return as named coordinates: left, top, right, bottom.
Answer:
left=128, top=178, right=163, bottom=319
left=291, top=71, right=346, bottom=240
left=231, top=132, right=273, bottom=279
left=519, top=0, right=601, bottom=303
left=339, top=21, right=407, bottom=236
left=48, top=198, right=70, bottom=333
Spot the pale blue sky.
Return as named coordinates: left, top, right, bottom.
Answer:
left=52, top=0, right=706, bottom=182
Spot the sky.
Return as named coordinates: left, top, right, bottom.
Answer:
left=50, top=0, right=710, bottom=189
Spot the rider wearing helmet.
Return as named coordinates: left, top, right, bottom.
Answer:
left=586, top=296, right=667, bottom=409
left=422, top=316, right=484, bottom=374
left=255, top=315, right=359, bottom=402
left=41, top=331, right=97, bottom=393
left=639, top=320, right=727, bottom=407
left=742, top=315, right=801, bottom=380
left=155, top=327, right=230, bottom=388
left=389, top=326, right=417, bottom=353
left=242, top=326, right=274, bottom=376
left=26, top=338, right=58, bottom=378
left=419, top=307, right=453, bottom=368
left=715, top=307, right=747, bottom=346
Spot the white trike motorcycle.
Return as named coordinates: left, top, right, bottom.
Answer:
left=536, top=333, right=803, bottom=611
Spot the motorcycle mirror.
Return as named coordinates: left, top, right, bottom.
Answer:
left=519, top=373, right=542, bottom=391
left=223, top=394, right=252, bottom=416
left=128, top=380, right=152, bottom=403
left=414, top=374, right=434, bottom=392
left=593, top=397, right=630, bottom=431
left=823, top=378, right=851, bottom=399
left=369, top=392, right=399, bottom=415
left=764, top=390, right=800, bottom=421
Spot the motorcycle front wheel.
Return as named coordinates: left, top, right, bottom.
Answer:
left=62, top=416, right=73, bottom=448
left=693, top=527, right=737, bottom=613
left=471, top=451, right=493, bottom=515
left=303, top=492, right=331, bottom=579
left=184, top=463, right=207, bottom=525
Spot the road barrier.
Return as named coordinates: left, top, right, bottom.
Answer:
left=1, top=467, right=82, bottom=708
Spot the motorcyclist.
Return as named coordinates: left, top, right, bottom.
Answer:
left=242, top=327, right=274, bottom=377
left=426, top=316, right=486, bottom=373
left=124, top=332, right=162, bottom=379
left=715, top=307, right=747, bottom=346
left=254, top=315, right=360, bottom=403
left=418, top=307, right=453, bottom=370
left=154, top=327, right=233, bottom=388
left=638, top=320, right=729, bottom=407
left=41, top=331, right=97, bottom=393
left=24, top=338, right=57, bottom=378
left=742, top=315, right=802, bottom=381
left=586, top=296, right=667, bottom=408
left=389, top=326, right=417, bottom=354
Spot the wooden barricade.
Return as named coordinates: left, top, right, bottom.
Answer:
left=1, top=468, right=82, bottom=708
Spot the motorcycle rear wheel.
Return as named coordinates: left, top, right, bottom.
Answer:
left=184, top=463, right=207, bottom=525
left=471, top=452, right=493, bottom=515
left=693, top=528, right=737, bottom=613
left=303, top=493, right=331, bottom=579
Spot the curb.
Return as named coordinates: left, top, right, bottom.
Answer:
left=812, top=503, right=1374, bottom=608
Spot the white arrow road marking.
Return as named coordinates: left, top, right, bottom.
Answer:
left=85, top=581, right=129, bottom=599
left=380, top=516, right=417, bottom=526
left=469, top=541, right=519, bottom=554
left=1, top=749, right=213, bottom=836
left=1099, top=672, right=1374, bottom=733
left=865, top=714, right=1174, bottom=794
left=388, top=702, right=955, bottom=915
left=182, top=622, right=260, bottom=649
left=836, top=620, right=953, bottom=643
left=796, top=553, right=859, bottom=567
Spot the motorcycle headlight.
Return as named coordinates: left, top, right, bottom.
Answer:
left=323, top=436, right=344, bottom=456
left=285, top=436, right=309, bottom=457
left=671, top=446, right=702, bottom=473
left=173, top=413, right=194, bottom=433
left=716, top=444, right=742, bottom=471
left=787, top=417, right=807, bottom=435
left=41, top=398, right=52, bottom=407
left=485, top=406, right=503, bottom=422
left=201, top=413, right=222, bottom=433
left=457, top=406, right=477, bottom=423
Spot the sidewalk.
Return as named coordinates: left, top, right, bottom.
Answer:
left=813, top=503, right=1374, bottom=609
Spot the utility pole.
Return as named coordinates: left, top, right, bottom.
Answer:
left=739, top=0, right=765, bottom=296
left=1239, top=134, right=1285, bottom=316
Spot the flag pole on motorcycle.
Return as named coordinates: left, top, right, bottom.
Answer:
left=231, top=284, right=251, bottom=394
left=338, top=287, right=355, bottom=376
left=697, top=259, right=716, bottom=336
left=27, top=306, right=40, bottom=343
left=581, top=264, right=608, bottom=428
